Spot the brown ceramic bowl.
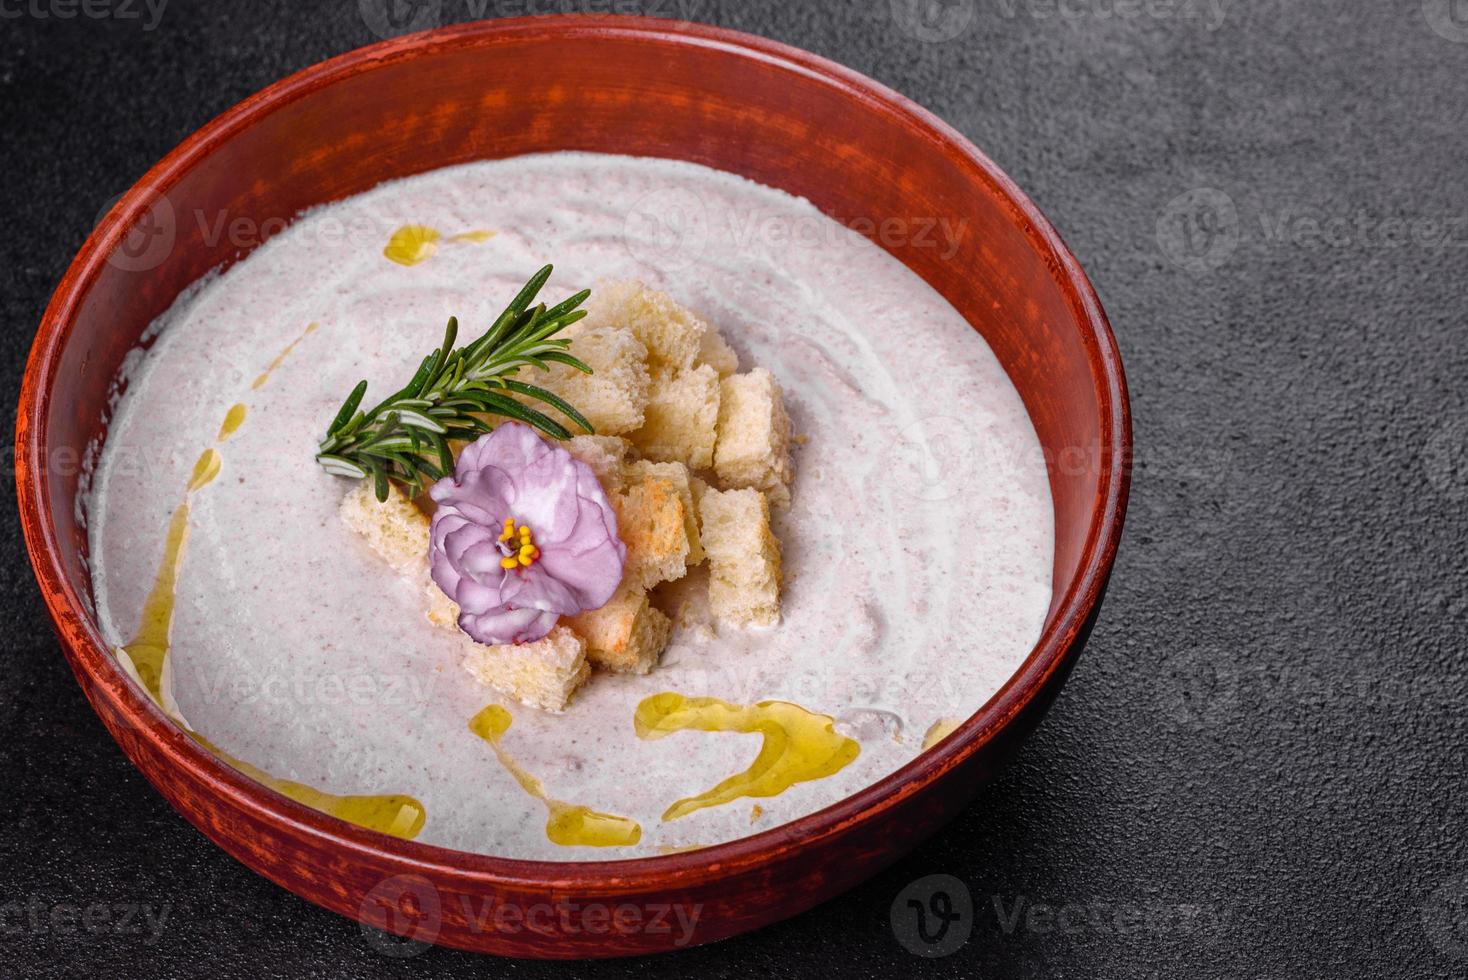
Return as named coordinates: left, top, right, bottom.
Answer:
left=16, top=16, right=1129, bottom=958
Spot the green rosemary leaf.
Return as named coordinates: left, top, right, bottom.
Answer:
left=498, top=379, right=594, bottom=434
left=315, top=265, right=594, bottom=494
left=474, top=391, right=572, bottom=440
left=329, top=380, right=369, bottom=435
left=369, top=461, right=389, bottom=502
left=538, top=351, right=593, bottom=373
left=542, top=288, right=592, bottom=322
left=430, top=432, right=455, bottom=475
left=421, top=317, right=457, bottom=384
left=394, top=409, right=447, bottom=434
left=316, top=454, right=368, bottom=479
left=441, top=425, right=491, bottom=442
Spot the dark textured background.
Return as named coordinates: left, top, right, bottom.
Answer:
left=4, top=1, right=1467, bottom=976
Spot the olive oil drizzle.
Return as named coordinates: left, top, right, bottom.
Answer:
left=633, top=693, right=861, bottom=822
left=922, top=717, right=962, bottom=750
left=216, top=403, right=247, bottom=440
left=251, top=321, right=319, bottom=390
left=469, top=705, right=641, bottom=848
left=192, top=733, right=425, bottom=840
left=383, top=225, right=496, bottom=266
left=116, top=329, right=426, bottom=840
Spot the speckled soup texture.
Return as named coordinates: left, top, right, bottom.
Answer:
left=86, top=153, right=1053, bottom=860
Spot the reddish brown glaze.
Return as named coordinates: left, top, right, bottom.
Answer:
left=15, top=17, right=1130, bottom=958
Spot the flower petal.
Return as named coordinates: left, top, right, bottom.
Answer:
left=426, top=422, right=626, bottom=646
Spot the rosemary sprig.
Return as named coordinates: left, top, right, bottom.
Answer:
left=316, top=264, right=594, bottom=500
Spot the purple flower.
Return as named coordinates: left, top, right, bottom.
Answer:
left=427, top=422, right=625, bottom=645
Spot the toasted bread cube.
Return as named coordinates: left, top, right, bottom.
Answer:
left=585, top=280, right=738, bottom=376
left=689, top=474, right=711, bottom=515
left=342, top=480, right=460, bottom=621
left=424, top=584, right=460, bottom=630
left=698, top=328, right=739, bottom=378
left=340, top=479, right=430, bottom=578
left=460, top=626, right=590, bottom=713
left=624, top=459, right=704, bottom=564
left=630, top=364, right=721, bottom=470
left=565, top=587, right=674, bottom=675
left=698, top=488, right=782, bottom=627
left=563, top=434, right=631, bottom=494
left=714, top=369, right=793, bottom=508
left=534, top=325, right=650, bottom=435
left=613, top=475, right=691, bottom=590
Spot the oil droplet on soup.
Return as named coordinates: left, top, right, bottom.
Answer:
left=383, top=225, right=441, bottom=266
left=469, top=704, right=642, bottom=848
left=187, top=448, right=221, bottom=491
left=633, top=693, right=861, bottom=821
left=922, top=717, right=962, bottom=750
left=216, top=403, right=247, bottom=441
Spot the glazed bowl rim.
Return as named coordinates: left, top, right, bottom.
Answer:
left=15, top=14, right=1131, bottom=892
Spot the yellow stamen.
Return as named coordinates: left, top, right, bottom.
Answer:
left=497, top=518, right=541, bottom=571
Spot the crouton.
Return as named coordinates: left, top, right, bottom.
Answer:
left=341, top=481, right=590, bottom=712
left=339, top=479, right=430, bottom=578
left=565, top=587, right=673, bottom=675
left=585, top=280, right=738, bottom=376
left=460, top=626, right=590, bottom=713
left=534, top=325, right=650, bottom=435
left=698, top=487, right=782, bottom=627
left=563, top=434, right=631, bottom=494
left=613, top=475, right=691, bottom=590
left=714, top=369, right=793, bottom=508
left=624, top=459, right=704, bottom=564
left=630, top=364, right=721, bottom=470
left=423, top=583, right=460, bottom=630
left=689, top=474, right=711, bottom=515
